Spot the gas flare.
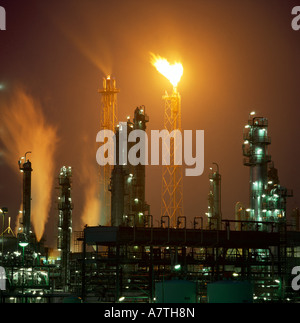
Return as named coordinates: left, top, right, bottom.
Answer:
left=0, top=88, right=58, bottom=241
left=150, top=53, right=183, bottom=88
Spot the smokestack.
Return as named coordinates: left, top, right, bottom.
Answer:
left=18, top=152, right=32, bottom=240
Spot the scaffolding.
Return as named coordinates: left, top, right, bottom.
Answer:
left=73, top=220, right=300, bottom=303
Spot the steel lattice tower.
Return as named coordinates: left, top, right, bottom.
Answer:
left=98, top=76, right=119, bottom=225
left=161, top=88, right=183, bottom=227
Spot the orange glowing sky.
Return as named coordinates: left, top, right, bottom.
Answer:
left=0, top=0, right=300, bottom=247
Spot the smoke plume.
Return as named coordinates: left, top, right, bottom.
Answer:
left=0, top=88, right=58, bottom=241
left=79, top=136, right=102, bottom=227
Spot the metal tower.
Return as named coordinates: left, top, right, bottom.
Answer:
left=110, top=107, right=150, bottom=227
left=98, top=76, right=119, bottom=225
left=243, top=112, right=271, bottom=222
left=161, top=88, right=183, bottom=228
left=57, top=166, right=73, bottom=291
left=130, top=106, right=150, bottom=227
left=242, top=112, right=292, bottom=224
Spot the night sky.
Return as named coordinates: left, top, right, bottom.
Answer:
left=0, top=0, right=299, bottom=248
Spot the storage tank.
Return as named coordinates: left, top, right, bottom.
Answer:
left=207, top=280, right=253, bottom=303
left=155, top=279, right=197, bottom=303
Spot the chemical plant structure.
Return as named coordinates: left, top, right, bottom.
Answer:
left=0, top=77, right=300, bottom=304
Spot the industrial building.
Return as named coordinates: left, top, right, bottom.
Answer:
left=0, top=77, right=300, bottom=304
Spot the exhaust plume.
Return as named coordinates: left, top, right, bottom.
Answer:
left=0, top=88, right=58, bottom=241
left=80, top=136, right=102, bottom=227
left=48, top=2, right=113, bottom=76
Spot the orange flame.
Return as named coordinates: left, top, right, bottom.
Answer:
left=150, top=53, right=183, bottom=88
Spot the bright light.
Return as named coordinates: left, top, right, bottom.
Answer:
left=174, top=264, right=181, bottom=270
left=119, top=296, right=125, bottom=302
left=150, top=53, right=183, bottom=88
left=250, top=111, right=255, bottom=116
left=19, top=242, right=29, bottom=248
left=232, top=272, right=239, bottom=277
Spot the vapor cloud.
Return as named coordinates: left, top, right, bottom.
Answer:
left=0, top=87, right=58, bottom=241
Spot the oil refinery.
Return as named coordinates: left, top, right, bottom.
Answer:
left=0, top=65, right=300, bottom=303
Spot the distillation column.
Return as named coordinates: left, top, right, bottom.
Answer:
left=110, top=107, right=150, bottom=227
left=110, top=126, right=125, bottom=227
left=207, top=163, right=222, bottom=230
left=132, top=106, right=150, bottom=227
left=98, top=76, right=120, bottom=225
left=242, top=112, right=292, bottom=225
left=264, top=163, right=293, bottom=222
left=57, top=166, right=73, bottom=291
left=242, top=112, right=271, bottom=222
